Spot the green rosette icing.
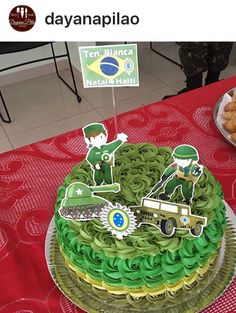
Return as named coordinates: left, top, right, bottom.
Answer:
left=55, top=143, right=226, bottom=291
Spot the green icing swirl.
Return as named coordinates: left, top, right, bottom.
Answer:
left=55, top=143, right=226, bottom=289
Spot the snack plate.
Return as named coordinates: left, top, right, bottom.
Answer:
left=213, top=87, right=236, bottom=148
left=45, top=202, right=236, bottom=313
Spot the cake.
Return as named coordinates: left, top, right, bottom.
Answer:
left=54, top=143, right=226, bottom=310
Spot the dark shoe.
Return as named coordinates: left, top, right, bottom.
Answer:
left=184, top=199, right=191, bottom=205
left=205, top=71, right=221, bottom=85
left=186, top=73, right=202, bottom=89
left=162, top=88, right=187, bottom=100
left=159, top=193, right=170, bottom=201
left=162, top=72, right=203, bottom=100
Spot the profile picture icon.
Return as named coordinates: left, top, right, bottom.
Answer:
left=9, top=5, right=36, bottom=32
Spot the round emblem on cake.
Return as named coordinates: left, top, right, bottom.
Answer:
left=100, top=203, right=137, bottom=239
left=108, top=209, right=129, bottom=231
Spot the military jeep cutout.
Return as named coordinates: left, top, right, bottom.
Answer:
left=131, top=198, right=207, bottom=237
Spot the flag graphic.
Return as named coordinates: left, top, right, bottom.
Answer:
left=87, top=55, right=125, bottom=80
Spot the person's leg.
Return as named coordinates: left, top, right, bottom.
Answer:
left=179, top=42, right=209, bottom=90
left=205, top=70, right=221, bottom=84
left=163, top=43, right=207, bottom=99
left=185, top=72, right=203, bottom=90
left=159, top=176, right=181, bottom=200
left=205, top=42, right=233, bottom=85
left=181, top=181, right=194, bottom=204
left=94, top=169, right=104, bottom=185
left=103, top=163, right=113, bottom=184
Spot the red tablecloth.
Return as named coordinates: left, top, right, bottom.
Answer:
left=0, top=77, right=236, bottom=313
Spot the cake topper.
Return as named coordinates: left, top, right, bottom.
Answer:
left=82, top=123, right=128, bottom=186
left=59, top=182, right=120, bottom=221
left=147, top=144, right=203, bottom=205
left=131, top=197, right=207, bottom=237
left=59, top=144, right=207, bottom=239
left=100, top=203, right=137, bottom=240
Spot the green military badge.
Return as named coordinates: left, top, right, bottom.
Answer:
left=102, top=153, right=111, bottom=162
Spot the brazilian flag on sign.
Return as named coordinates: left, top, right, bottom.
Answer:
left=88, top=55, right=125, bottom=80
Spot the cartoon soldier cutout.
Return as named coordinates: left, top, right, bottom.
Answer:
left=148, top=145, right=203, bottom=204
left=83, top=123, right=128, bottom=185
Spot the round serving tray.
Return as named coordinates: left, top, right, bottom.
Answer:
left=45, top=202, right=236, bottom=313
left=213, top=87, right=236, bottom=148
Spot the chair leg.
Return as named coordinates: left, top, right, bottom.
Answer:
left=0, top=91, right=11, bottom=123
left=51, top=42, right=81, bottom=103
left=150, top=42, right=182, bottom=68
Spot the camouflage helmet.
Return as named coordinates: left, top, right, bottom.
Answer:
left=61, top=182, right=106, bottom=208
left=172, top=145, right=199, bottom=161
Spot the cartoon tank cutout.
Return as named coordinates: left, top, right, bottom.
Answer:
left=59, top=182, right=120, bottom=221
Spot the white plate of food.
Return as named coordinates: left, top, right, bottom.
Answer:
left=214, top=87, right=236, bottom=147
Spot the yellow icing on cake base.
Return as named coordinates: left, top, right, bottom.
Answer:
left=61, top=246, right=218, bottom=297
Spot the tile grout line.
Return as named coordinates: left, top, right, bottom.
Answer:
left=7, top=136, right=15, bottom=150
left=7, top=108, right=102, bottom=143
left=0, top=124, right=14, bottom=149
left=1, top=107, right=97, bottom=139
left=95, top=109, right=106, bottom=122
left=94, top=85, right=177, bottom=112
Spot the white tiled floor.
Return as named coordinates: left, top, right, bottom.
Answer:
left=0, top=42, right=235, bottom=153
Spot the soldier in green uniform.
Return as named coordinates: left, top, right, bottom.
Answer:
left=179, top=42, right=233, bottom=89
left=163, top=42, right=233, bottom=99
left=83, top=123, right=128, bottom=185
left=148, top=145, right=203, bottom=204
